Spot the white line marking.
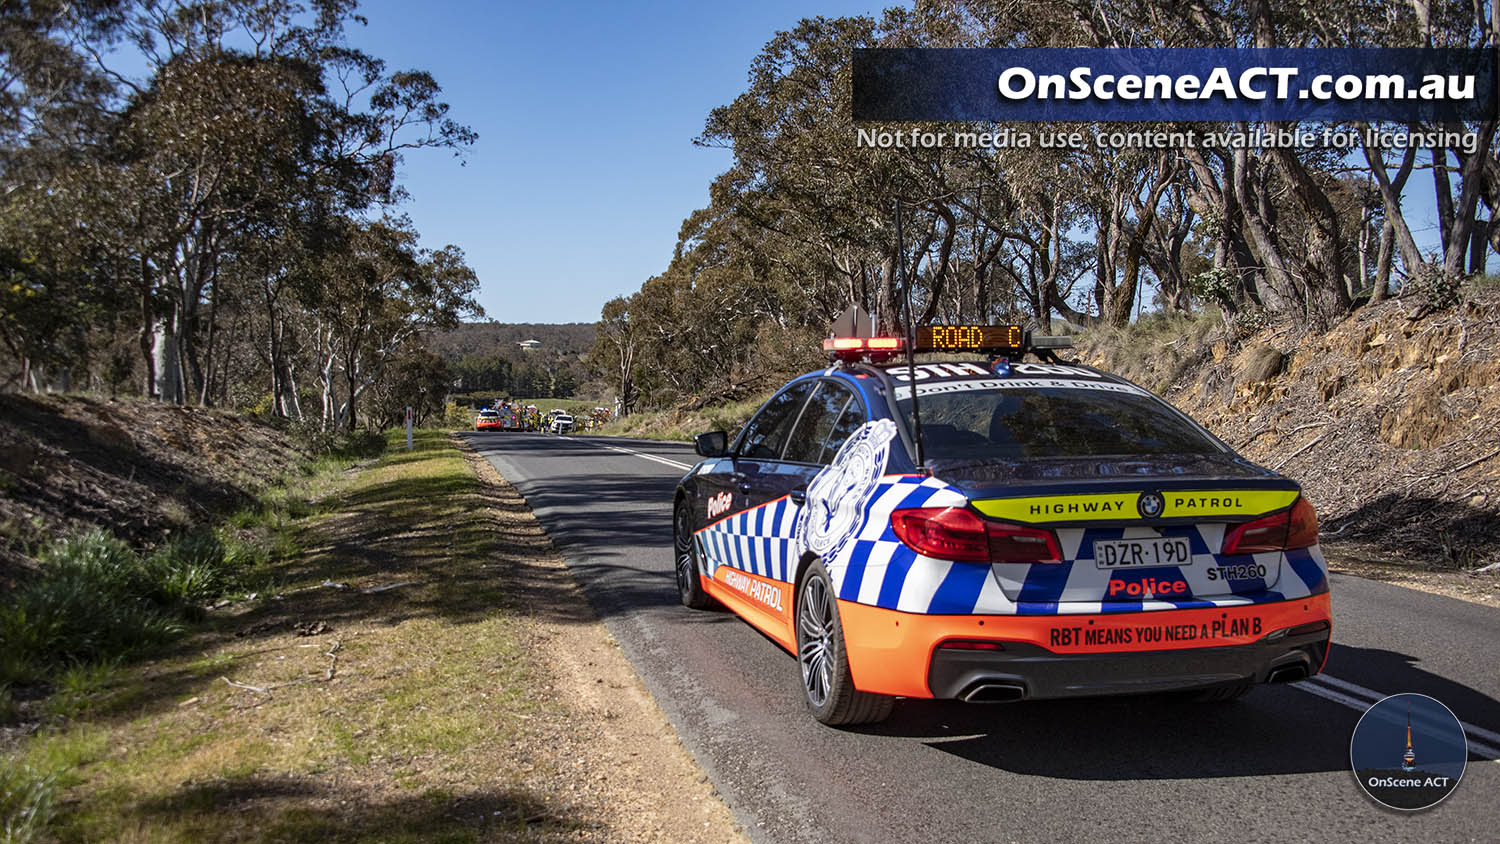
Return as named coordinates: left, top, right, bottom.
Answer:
left=1309, top=675, right=1500, bottom=749
left=593, top=440, right=693, bottom=471
left=1308, top=673, right=1383, bottom=701
left=511, top=430, right=1500, bottom=759
left=1292, top=678, right=1384, bottom=711
left=1294, top=676, right=1500, bottom=760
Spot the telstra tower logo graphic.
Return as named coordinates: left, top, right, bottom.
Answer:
left=1401, top=708, right=1417, bottom=772
left=1351, top=693, right=1466, bottom=811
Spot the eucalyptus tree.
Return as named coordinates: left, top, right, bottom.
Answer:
left=307, top=217, right=479, bottom=431
left=0, top=0, right=126, bottom=388
left=698, top=15, right=949, bottom=335
left=593, top=295, right=640, bottom=416
left=89, top=0, right=474, bottom=407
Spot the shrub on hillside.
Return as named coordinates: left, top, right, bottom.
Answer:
left=442, top=401, right=472, bottom=429
left=0, top=528, right=251, bottom=685
left=285, top=417, right=388, bottom=459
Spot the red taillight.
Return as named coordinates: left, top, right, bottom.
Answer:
left=1286, top=497, right=1318, bottom=548
left=1223, top=497, right=1319, bottom=555
left=890, top=507, right=1061, bottom=564
left=891, top=507, right=989, bottom=562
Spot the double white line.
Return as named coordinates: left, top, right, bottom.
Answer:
left=580, top=436, right=1500, bottom=762
left=590, top=439, right=694, bottom=471
left=1295, top=674, right=1500, bottom=760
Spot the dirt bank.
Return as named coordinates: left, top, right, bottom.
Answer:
left=1078, top=288, right=1500, bottom=604
left=0, top=395, right=303, bottom=582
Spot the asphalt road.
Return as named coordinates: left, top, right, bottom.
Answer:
left=463, top=431, right=1500, bottom=843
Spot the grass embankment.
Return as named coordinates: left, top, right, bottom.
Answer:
left=594, top=395, right=767, bottom=443
left=0, top=431, right=589, bottom=841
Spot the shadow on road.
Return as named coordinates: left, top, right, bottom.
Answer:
left=858, top=688, right=1356, bottom=779
left=1325, top=642, right=1500, bottom=742
left=842, top=638, right=1500, bottom=779
left=459, top=431, right=1500, bottom=783
left=463, top=433, right=690, bottom=623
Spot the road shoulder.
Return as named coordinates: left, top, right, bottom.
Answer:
left=457, top=436, right=746, bottom=843
left=2, top=431, right=743, bottom=842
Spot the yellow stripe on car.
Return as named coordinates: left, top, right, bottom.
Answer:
left=1160, top=490, right=1299, bottom=518
left=973, top=493, right=1138, bottom=522
left=972, top=490, right=1300, bottom=523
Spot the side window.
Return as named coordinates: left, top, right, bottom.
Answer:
left=818, top=388, right=868, bottom=464
left=783, top=381, right=860, bottom=465
left=737, top=381, right=815, bottom=460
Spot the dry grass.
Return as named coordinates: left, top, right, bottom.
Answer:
left=1, top=430, right=740, bottom=842
left=1072, top=298, right=1500, bottom=600
left=595, top=395, right=769, bottom=443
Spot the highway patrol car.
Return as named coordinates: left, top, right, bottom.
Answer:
left=672, top=321, right=1331, bottom=726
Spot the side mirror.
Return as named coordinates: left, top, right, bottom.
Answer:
left=694, top=431, right=728, bottom=458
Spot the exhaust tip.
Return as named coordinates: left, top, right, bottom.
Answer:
left=960, top=682, right=1026, bottom=703
left=1268, top=664, right=1309, bottom=684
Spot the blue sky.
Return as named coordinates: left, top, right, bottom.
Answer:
left=351, top=0, right=889, bottom=324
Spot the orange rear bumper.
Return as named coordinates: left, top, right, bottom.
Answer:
left=839, top=593, right=1332, bottom=699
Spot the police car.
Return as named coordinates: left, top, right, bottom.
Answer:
left=672, top=320, right=1331, bottom=726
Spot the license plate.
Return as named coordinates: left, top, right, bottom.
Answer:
left=1093, top=536, right=1193, bottom=569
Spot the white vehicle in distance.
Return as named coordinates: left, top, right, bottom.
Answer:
left=550, top=413, right=575, bottom=435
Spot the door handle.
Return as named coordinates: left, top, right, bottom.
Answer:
left=730, top=472, right=751, bottom=494
left=788, top=487, right=807, bottom=506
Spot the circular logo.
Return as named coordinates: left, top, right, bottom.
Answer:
left=1137, top=491, right=1164, bottom=519
left=1350, top=693, right=1467, bottom=811
left=797, top=419, right=896, bottom=561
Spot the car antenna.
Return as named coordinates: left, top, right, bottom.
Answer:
left=895, top=198, right=925, bottom=469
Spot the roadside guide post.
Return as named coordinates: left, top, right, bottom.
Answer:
left=405, top=406, right=413, bottom=451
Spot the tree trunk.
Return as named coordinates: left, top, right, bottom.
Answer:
left=1442, top=119, right=1499, bottom=277
left=1373, top=220, right=1394, bottom=302
left=139, top=282, right=156, bottom=399
left=200, top=270, right=219, bottom=407
left=876, top=252, right=899, bottom=334
left=917, top=206, right=957, bottom=325
left=1231, top=149, right=1299, bottom=313
left=153, top=310, right=181, bottom=404
left=1266, top=146, right=1352, bottom=327
left=1114, top=158, right=1174, bottom=325
left=1362, top=140, right=1425, bottom=276
left=1469, top=219, right=1490, bottom=275
left=1433, top=146, right=1454, bottom=255
left=345, top=349, right=360, bottom=432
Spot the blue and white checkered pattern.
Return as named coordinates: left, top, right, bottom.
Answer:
left=696, top=474, right=1330, bottom=617
left=697, top=495, right=801, bottom=582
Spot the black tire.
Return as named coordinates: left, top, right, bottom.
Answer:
left=1191, top=680, right=1253, bottom=703
left=795, top=561, right=894, bottom=726
left=673, top=499, right=717, bottom=610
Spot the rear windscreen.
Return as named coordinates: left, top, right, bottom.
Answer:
left=897, top=386, right=1224, bottom=460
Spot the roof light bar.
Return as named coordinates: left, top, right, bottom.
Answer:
left=823, top=323, right=1075, bottom=362
left=822, top=336, right=905, bottom=359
